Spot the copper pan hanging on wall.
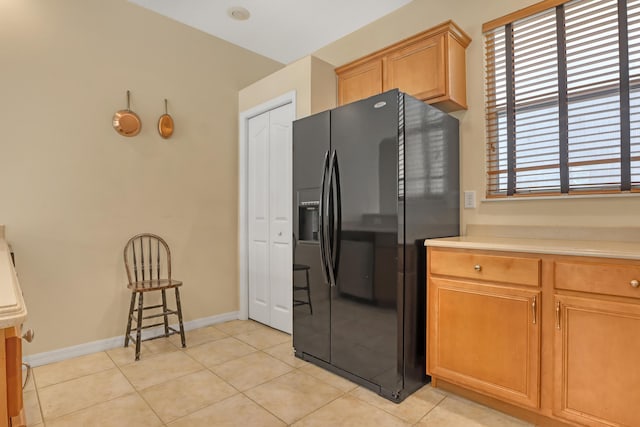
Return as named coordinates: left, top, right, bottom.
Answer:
left=158, top=99, right=174, bottom=139
left=112, top=90, right=141, bottom=137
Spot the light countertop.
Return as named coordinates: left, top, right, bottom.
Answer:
left=425, top=225, right=640, bottom=260
left=0, top=226, right=27, bottom=328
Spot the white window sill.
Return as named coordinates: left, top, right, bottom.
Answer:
left=481, top=192, right=640, bottom=202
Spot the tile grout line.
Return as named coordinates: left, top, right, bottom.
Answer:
left=240, top=387, right=291, bottom=426
left=109, top=331, right=261, bottom=426
left=166, top=392, right=245, bottom=426
left=411, top=392, right=448, bottom=426
left=29, top=371, right=47, bottom=427
left=30, top=322, right=477, bottom=426
left=35, top=362, right=131, bottom=424
left=240, top=358, right=354, bottom=427
left=281, top=384, right=350, bottom=426
left=61, top=339, right=185, bottom=424
left=29, top=323, right=273, bottom=426
left=344, top=389, right=417, bottom=426
left=179, top=339, right=298, bottom=425
left=33, top=360, right=116, bottom=390
left=109, top=348, right=171, bottom=426
left=133, top=331, right=290, bottom=424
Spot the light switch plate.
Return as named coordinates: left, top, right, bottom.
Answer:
left=464, top=191, right=476, bottom=209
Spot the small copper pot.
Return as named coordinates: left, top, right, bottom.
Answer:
left=112, top=90, right=141, bottom=137
left=158, top=99, right=174, bottom=139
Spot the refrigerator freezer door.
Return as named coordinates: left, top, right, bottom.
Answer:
left=292, top=111, right=331, bottom=363
left=329, top=90, right=402, bottom=393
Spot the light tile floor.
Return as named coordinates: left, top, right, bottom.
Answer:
left=25, top=320, right=533, bottom=426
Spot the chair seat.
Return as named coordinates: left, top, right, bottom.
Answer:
left=127, top=279, right=183, bottom=292
left=293, top=263, right=310, bottom=271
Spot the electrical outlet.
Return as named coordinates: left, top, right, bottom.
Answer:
left=464, top=191, right=476, bottom=209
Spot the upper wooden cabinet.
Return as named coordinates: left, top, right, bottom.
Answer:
left=336, top=60, right=383, bottom=108
left=336, top=21, right=471, bottom=112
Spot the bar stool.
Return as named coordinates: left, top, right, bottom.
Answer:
left=123, top=233, right=186, bottom=360
left=293, top=234, right=312, bottom=314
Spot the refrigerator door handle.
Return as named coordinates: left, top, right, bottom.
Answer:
left=318, top=151, right=331, bottom=286
left=324, top=150, right=336, bottom=287
left=322, top=150, right=336, bottom=287
left=329, top=150, right=342, bottom=284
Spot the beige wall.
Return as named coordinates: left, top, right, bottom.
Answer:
left=0, top=0, right=282, bottom=354
left=239, top=55, right=336, bottom=118
left=314, top=0, right=640, bottom=232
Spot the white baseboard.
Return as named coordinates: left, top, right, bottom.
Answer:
left=23, top=311, right=240, bottom=368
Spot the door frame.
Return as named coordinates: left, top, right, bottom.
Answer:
left=238, top=91, right=296, bottom=321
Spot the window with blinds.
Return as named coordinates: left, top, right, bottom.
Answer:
left=484, top=0, right=640, bottom=197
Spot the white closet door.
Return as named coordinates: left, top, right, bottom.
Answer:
left=247, top=102, right=293, bottom=333
left=248, top=112, right=270, bottom=325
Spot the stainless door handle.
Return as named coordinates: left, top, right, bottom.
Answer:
left=327, top=149, right=341, bottom=287
left=318, top=151, right=331, bottom=285
left=325, top=149, right=337, bottom=287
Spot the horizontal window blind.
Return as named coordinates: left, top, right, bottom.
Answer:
left=485, top=0, right=640, bottom=196
left=630, top=0, right=640, bottom=187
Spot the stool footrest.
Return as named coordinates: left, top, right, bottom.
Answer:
left=142, top=304, right=164, bottom=310
left=141, top=310, right=178, bottom=320
left=129, top=310, right=178, bottom=322
left=126, top=327, right=182, bottom=346
left=139, top=322, right=166, bottom=330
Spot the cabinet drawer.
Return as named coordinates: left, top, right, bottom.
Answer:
left=430, top=250, right=540, bottom=287
left=555, top=260, right=640, bottom=299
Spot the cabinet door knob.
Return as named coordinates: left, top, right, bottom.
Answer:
left=474, top=264, right=482, bottom=272
left=22, top=328, right=34, bottom=343
left=631, top=279, right=639, bottom=288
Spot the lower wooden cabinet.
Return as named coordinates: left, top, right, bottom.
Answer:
left=554, top=295, right=640, bottom=427
left=1, top=326, right=24, bottom=427
left=428, top=278, right=540, bottom=409
left=428, top=246, right=640, bottom=427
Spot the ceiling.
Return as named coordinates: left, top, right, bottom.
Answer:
left=128, top=0, right=412, bottom=64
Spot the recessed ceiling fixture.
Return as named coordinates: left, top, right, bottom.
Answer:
left=227, top=6, right=250, bottom=21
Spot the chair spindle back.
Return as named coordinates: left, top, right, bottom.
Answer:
left=123, top=233, right=172, bottom=285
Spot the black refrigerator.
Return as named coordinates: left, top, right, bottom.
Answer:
left=292, top=89, right=459, bottom=402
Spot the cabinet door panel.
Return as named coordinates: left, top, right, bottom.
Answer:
left=554, top=295, right=640, bottom=427
left=337, top=60, right=382, bottom=106
left=385, top=34, right=445, bottom=101
left=428, top=278, right=540, bottom=408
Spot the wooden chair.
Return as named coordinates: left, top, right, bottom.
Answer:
left=123, top=233, right=186, bottom=360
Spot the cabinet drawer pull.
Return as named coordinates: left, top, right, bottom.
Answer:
left=532, top=296, right=537, bottom=325
left=474, top=264, right=482, bottom=272
left=631, top=280, right=639, bottom=288
left=555, top=301, right=561, bottom=330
